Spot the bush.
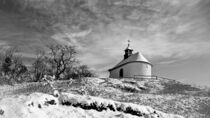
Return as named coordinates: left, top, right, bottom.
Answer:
left=160, top=82, right=201, bottom=94
left=0, top=48, right=28, bottom=84
left=32, top=51, right=48, bottom=82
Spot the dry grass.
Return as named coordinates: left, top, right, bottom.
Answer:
left=0, top=77, right=210, bottom=117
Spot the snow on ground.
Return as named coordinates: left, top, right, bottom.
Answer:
left=0, top=92, right=184, bottom=118
left=60, top=92, right=184, bottom=118
left=0, top=77, right=209, bottom=117
left=70, top=78, right=210, bottom=118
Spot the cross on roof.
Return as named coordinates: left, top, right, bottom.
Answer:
left=128, top=40, right=130, bottom=47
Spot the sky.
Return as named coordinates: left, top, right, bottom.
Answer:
left=70, top=0, right=210, bottom=87
left=0, top=0, right=210, bottom=87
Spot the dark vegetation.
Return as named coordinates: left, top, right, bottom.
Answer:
left=198, top=102, right=210, bottom=116
left=0, top=45, right=95, bottom=85
left=60, top=95, right=159, bottom=117
left=159, top=81, right=201, bottom=94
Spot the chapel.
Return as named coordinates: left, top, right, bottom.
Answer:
left=108, top=41, right=152, bottom=78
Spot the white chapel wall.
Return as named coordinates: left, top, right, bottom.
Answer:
left=109, top=62, right=152, bottom=78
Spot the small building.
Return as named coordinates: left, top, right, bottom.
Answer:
left=108, top=41, right=152, bottom=78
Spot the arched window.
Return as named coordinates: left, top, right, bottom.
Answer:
left=119, top=68, right=124, bottom=78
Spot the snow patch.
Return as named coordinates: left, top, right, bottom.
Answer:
left=0, top=92, right=184, bottom=118
left=60, top=92, right=184, bottom=118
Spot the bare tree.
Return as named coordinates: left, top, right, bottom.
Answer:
left=32, top=44, right=95, bottom=80
left=46, top=45, right=77, bottom=80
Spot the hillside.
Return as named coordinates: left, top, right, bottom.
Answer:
left=0, top=77, right=210, bottom=118
left=0, top=1, right=209, bottom=117
left=0, top=92, right=184, bottom=118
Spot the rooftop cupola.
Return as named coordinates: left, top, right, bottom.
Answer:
left=124, top=40, right=133, bottom=59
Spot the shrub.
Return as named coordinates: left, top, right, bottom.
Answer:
left=32, top=51, right=48, bottom=82
left=0, top=48, right=28, bottom=84
left=160, top=82, right=201, bottom=94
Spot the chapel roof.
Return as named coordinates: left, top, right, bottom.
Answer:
left=109, top=52, right=152, bottom=71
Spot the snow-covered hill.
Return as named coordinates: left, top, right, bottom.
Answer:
left=0, top=77, right=209, bottom=117
left=0, top=92, right=184, bottom=118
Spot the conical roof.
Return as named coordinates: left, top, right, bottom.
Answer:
left=134, top=52, right=150, bottom=63
left=109, top=52, right=152, bottom=71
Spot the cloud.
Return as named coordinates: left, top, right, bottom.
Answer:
left=158, top=60, right=177, bottom=65
left=50, top=0, right=210, bottom=76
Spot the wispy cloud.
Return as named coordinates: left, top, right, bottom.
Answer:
left=50, top=0, right=210, bottom=76
left=158, top=60, right=178, bottom=65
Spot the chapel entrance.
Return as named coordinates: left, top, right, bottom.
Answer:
left=119, top=68, right=124, bottom=78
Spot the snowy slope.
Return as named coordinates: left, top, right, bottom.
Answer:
left=0, top=92, right=184, bottom=118
left=0, top=77, right=209, bottom=117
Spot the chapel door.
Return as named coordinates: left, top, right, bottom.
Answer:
left=119, top=68, right=124, bottom=78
